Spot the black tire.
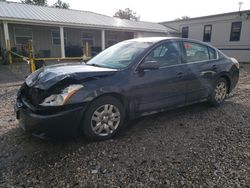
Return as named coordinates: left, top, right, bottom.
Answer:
left=209, top=77, right=228, bottom=106
left=82, top=96, right=125, bottom=141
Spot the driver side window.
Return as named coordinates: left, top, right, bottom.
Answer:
left=144, top=41, right=181, bottom=67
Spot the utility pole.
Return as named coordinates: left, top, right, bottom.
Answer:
left=238, top=2, right=243, bottom=12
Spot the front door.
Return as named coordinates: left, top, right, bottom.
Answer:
left=131, top=41, right=187, bottom=113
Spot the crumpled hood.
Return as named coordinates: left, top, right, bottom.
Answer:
left=25, top=62, right=117, bottom=90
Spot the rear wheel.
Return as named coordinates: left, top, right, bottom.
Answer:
left=82, top=96, right=125, bottom=140
left=209, top=78, right=228, bottom=106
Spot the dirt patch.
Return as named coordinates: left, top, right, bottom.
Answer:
left=0, top=64, right=250, bottom=187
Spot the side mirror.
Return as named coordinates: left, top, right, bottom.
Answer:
left=138, top=61, right=160, bottom=71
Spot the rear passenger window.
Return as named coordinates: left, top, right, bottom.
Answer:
left=208, top=47, right=217, bottom=60
left=184, top=42, right=209, bottom=63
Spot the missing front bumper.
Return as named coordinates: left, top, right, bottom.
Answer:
left=15, top=102, right=86, bottom=139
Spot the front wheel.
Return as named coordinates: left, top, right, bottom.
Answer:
left=209, top=78, right=228, bottom=106
left=82, top=96, right=125, bottom=141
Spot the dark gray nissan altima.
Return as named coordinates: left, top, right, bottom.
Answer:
left=15, top=37, right=239, bottom=140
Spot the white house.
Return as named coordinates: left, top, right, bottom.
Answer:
left=0, top=1, right=178, bottom=60
left=162, top=10, right=250, bottom=62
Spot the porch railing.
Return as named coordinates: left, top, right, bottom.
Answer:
left=5, top=40, right=92, bottom=73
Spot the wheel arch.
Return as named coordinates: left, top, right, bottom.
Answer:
left=86, top=92, right=130, bottom=117
left=218, top=74, right=231, bottom=93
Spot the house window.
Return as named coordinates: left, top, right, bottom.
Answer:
left=203, top=25, right=212, bottom=42
left=51, top=30, right=67, bottom=45
left=15, top=27, right=32, bottom=45
left=107, top=33, right=118, bottom=47
left=82, top=33, right=94, bottom=46
left=181, top=27, right=189, bottom=38
left=230, top=22, right=242, bottom=41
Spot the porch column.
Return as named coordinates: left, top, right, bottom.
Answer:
left=60, top=26, right=65, bottom=58
left=101, top=29, right=105, bottom=51
left=133, top=32, right=137, bottom=38
left=3, top=22, right=10, bottom=50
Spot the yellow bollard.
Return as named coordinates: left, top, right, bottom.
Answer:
left=86, top=42, right=89, bottom=57
left=84, top=42, right=92, bottom=58
left=30, top=58, right=36, bottom=73
left=28, top=40, right=36, bottom=72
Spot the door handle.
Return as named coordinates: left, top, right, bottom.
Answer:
left=212, top=65, right=217, bottom=70
left=176, top=72, right=184, bottom=78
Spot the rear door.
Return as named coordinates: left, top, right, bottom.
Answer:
left=182, top=41, right=218, bottom=103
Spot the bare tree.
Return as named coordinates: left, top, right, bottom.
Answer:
left=174, top=16, right=190, bottom=21
left=114, top=8, right=140, bottom=21
left=21, top=0, right=47, bottom=6
left=53, top=0, right=70, bottom=9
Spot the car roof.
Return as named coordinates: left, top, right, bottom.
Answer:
left=127, top=37, right=205, bottom=44
left=128, top=37, right=178, bottom=43
left=128, top=37, right=218, bottom=50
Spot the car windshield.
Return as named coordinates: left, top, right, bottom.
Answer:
left=86, top=41, right=152, bottom=69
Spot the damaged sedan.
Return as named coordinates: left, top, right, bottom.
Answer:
left=15, top=37, right=239, bottom=140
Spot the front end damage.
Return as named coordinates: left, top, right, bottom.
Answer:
left=15, top=63, right=117, bottom=139
left=15, top=83, right=86, bottom=139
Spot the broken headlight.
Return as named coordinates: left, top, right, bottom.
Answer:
left=40, top=84, right=83, bottom=107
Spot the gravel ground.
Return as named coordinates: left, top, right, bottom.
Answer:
left=0, top=64, right=250, bottom=187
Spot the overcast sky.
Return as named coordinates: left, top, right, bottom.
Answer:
left=11, top=0, right=250, bottom=22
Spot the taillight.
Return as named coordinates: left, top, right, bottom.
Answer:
left=231, top=57, right=239, bottom=69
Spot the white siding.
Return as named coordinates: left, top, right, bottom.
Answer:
left=222, top=50, right=250, bottom=62
left=163, top=11, right=250, bottom=62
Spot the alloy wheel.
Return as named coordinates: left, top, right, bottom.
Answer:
left=91, top=104, right=121, bottom=136
left=214, top=81, right=227, bottom=103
